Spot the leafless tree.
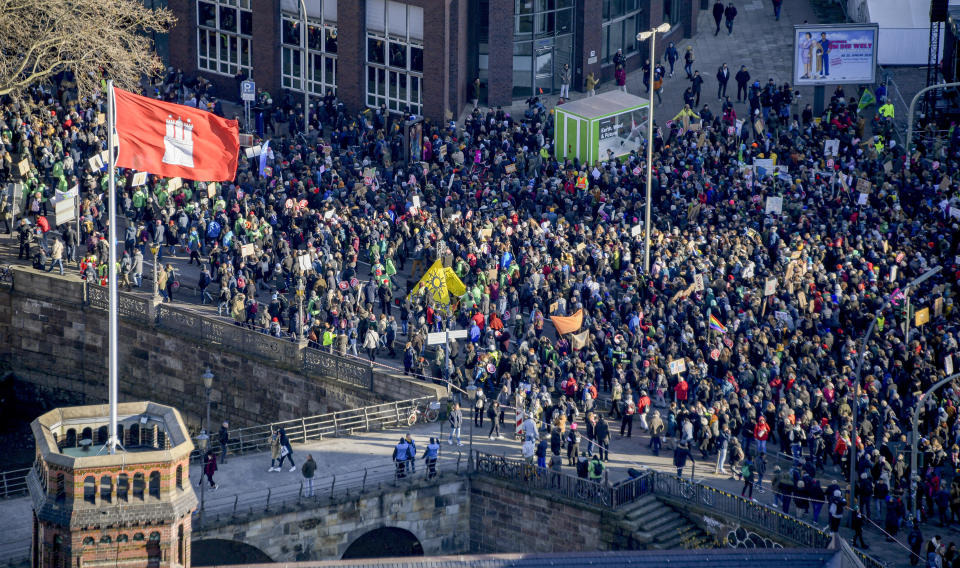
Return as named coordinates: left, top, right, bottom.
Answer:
left=0, top=0, right=174, bottom=101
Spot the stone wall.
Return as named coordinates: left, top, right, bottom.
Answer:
left=0, top=268, right=443, bottom=434
left=194, top=476, right=471, bottom=562
left=468, top=476, right=610, bottom=554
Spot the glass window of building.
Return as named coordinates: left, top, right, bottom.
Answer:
left=197, top=0, right=253, bottom=77
left=601, top=0, right=644, bottom=64
left=663, top=0, right=681, bottom=25
left=280, top=0, right=338, bottom=97
left=513, top=0, right=574, bottom=98
left=366, top=0, right=424, bottom=115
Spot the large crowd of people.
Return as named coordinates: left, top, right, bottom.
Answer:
left=4, top=61, right=960, bottom=565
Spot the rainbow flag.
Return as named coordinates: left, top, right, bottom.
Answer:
left=709, top=314, right=727, bottom=334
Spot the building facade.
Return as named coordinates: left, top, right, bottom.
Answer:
left=28, top=402, right=197, bottom=568
left=165, top=0, right=698, bottom=122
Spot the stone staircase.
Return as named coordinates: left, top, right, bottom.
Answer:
left=618, top=494, right=715, bottom=550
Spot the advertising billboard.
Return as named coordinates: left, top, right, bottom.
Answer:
left=793, top=24, right=878, bottom=86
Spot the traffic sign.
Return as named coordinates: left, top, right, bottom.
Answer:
left=241, top=80, right=256, bottom=102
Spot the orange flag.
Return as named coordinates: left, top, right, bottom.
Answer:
left=550, top=309, right=583, bottom=335
left=113, top=87, right=239, bottom=181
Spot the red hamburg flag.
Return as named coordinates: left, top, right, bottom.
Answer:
left=113, top=87, right=239, bottom=182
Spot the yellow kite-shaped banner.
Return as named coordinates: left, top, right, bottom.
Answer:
left=408, top=259, right=466, bottom=309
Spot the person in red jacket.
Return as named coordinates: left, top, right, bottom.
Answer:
left=674, top=378, right=689, bottom=403
left=754, top=416, right=771, bottom=455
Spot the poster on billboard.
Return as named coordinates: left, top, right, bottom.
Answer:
left=793, top=24, right=878, bottom=86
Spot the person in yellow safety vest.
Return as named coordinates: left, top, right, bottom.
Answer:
left=321, top=323, right=336, bottom=351
left=874, top=135, right=884, bottom=154
left=878, top=102, right=894, bottom=119
left=576, top=172, right=589, bottom=189
left=539, top=145, right=550, bottom=160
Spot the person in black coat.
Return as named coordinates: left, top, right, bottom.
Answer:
left=595, top=416, right=611, bottom=461
left=735, top=65, right=750, bottom=102
left=712, top=1, right=725, bottom=35
left=724, top=2, right=738, bottom=35
left=716, top=63, right=730, bottom=100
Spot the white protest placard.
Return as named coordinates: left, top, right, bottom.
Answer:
left=298, top=254, right=312, bottom=272
left=54, top=197, right=76, bottom=226
left=631, top=224, right=643, bottom=237
left=889, top=265, right=897, bottom=283
left=764, top=277, right=777, bottom=296
left=132, top=172, right=148, bottom=187
left=946, top=354, right=954, bottom=375
left=167, top=177, right=182, bottom=191
left=858, top=193, right=869, bottom=206
left=693, top=273, right=705, bottom=292
left=765, top=196, right=783, bottom=215
left=449, top=330, right=469, bottom=340
left=323, top=210, right=336, bottom=220
left=88, top=155, right=103, bottom=170
left=100, top=150, right=110, bottom=165
left=824, top=139, right=839, bottom=157
left=244, top=145, right=261, bottom=159
left=950, top=207, right=960, bottom=220
left=668, top=358, right=687, bottom=376
left=427, top=332, right=447, bottom=345
left=240, top=243, right=255, bottom=258
left=754, top=158, right=775, bottom=178
left=51, top=185, right=79, bottom=205
left=207, top=182, right=217, bottom=199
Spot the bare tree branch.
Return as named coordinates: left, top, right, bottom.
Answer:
left=0, top=0, right=175, bottom=101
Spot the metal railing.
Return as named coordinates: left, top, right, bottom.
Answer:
left=194, top=451, right=466, bottom=529
left=189, top=396, right=435, bottom=462
left=653, top=473, right=832, bottom=549
left=302, top=345, right=373, bottom=389
left=0, top=539, right=30, bottom=566
left=471, top=451, right=653, bottom=510
left=0, top=468, right=30, bottom=499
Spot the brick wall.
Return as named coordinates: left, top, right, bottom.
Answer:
left=336, top=0, right=365, bottom=115
left=486, top=0, right=514, bottom=107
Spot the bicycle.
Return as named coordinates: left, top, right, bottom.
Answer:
left=407, top=401, right=441, bottom=426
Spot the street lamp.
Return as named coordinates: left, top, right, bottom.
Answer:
left=466, top=384, right=478, bottom=463
left=149, top=244, right=160, bottom=300
left=902, top=266, right=942, bottom=343
left=636, top=22, right=671, bottom=274
left=296, top=279, right=306, bottom=339
left=196, top=429, right=209, bottom=526
left=297, top=0, right=311, bottom=136
left=201, top=368, right=214, bottom=435
left=849, top=304, right=888, bottom=505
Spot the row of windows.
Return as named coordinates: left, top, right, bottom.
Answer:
left=515, top=0, right=575, bottom=14
left=80, top=532, right=160, bottom=545
left=75, top=466, right=184, bottom=504
left=601, top=12, right=644, bottom=64
left=197, top=0, right=253, bottom=77
left=58, top=424, right=166, bottom=449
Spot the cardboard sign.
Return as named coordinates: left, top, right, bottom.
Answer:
left=479, top=228, right=493, bottom=241
left=764, top=196, right=783, bottom=215
left=504, top=163, right=516, bottom=174
left=668, top=358, right=687, bottom=375
left=96, top=112, right=106, bottom=125
left=763, top=277, right=777, bottom=296
left=935, top=297, right=944, bottom=317
left=883, top=161, right=893, bottom=174
left=824, top=139, right=839, bottom=157
left=131, top=172, right=148, bottom=187
left=856, top=178, right=872, bottom=193
left=915, top=307, right=930, bottom=327
left=240, top=243, right=255, bottom=258
left=693, top=273, right=705, bottom=292
left=17, top=159, right=29, bottom=176
left=298, top=253, right=312, bottom=272
left=207, top=182, right=217, bottom=199
left=88, top=155, right=103, bottom=170
left=244, top=145, right=261, bottom=159
left=167, top=177, right=183, bottom=191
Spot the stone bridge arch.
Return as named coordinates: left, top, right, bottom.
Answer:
left=193, top=477, right=469, bottom=562
left=341, top=526, right=424, bottom=559
left=191, top=538, right=273, bottom=566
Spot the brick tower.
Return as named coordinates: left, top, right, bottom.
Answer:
left=28, top=401, right=198, bottom=567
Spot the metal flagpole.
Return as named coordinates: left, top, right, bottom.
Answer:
left=106, top=80, right=119, bottom=455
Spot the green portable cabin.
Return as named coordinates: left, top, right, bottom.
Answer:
left=554, top=91, right=650, bottom=165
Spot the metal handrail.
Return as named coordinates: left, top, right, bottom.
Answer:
left=471, top=451, right=653, bottom=510
left=193, top=451, right=465, bottom=529
left=0, top=467, right=31, bottom=499
left=189, top=396, right=434, bottom=462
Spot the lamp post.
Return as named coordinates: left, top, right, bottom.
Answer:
left=466, top=384, right=478, bottom=463
left=201, top=368, right=214, bottom=434
left=906, top=82, right=960, bottom=151
left=149, top=244, right=160, bottom=300
left=912, top=372, right=960, bottom=521
left=296, top=279, right=306, bottom=339
left=196, top=429, right=209, bottom=526
left=902, top=266, right=941, bottom=343
left=297, top=0, right=310, bottom=136
left=849, top=305, right=887, bottom=505
left=636, top=23, right=671, bottom=275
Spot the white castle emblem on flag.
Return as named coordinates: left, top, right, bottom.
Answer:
left=163, top=115, right=194, bottom=168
